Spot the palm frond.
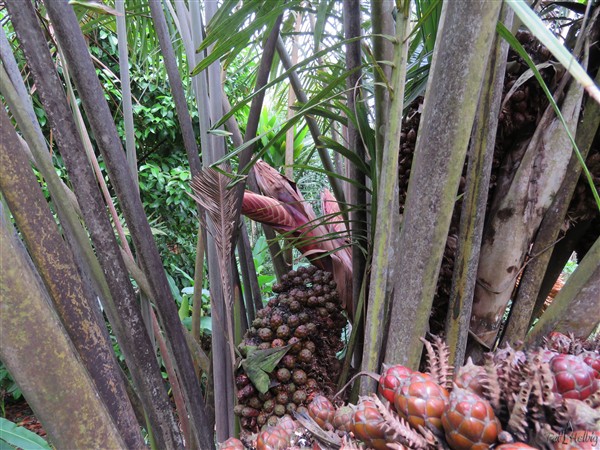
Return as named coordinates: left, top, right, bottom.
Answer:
left=189, top=166, right=239, bottom=270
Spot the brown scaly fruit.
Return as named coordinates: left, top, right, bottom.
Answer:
left=235, top=266, right=346, bottom=431
left=550, top=354, right=598, bottom=400
left=332, top=405, right=354, bottom=434
left=219, top=437, right=245, bottom=450
left=378, top=364, right=413, bottom=405
left=256, top=426, right=291, bottom=450
left=307, top=395, right=335, bottom=430
left=351, top=398, right=389, bottom=450
left=454, top=357, right=487, bottom=397
left=441, top=386, right=501, bottom=450
left=393, top=371, right=449, bottom=433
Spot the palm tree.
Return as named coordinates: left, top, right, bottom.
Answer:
left=0, top=0, right=598, bottom=448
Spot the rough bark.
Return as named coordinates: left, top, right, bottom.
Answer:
left=0, top=75, right=143, bottom=450
left=445, top=5, right=513, bottom=367
left=525, top=235, right=600, bottom=345
left=0, top=207, right=127, bottom=450
left=384, top=0, right=503, bottom=369
left=8, top=3, right=184, bottom=448
left=471, top=75, right=585, bottom=348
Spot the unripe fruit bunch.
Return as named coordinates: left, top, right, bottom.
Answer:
left=234, top=266, right=346, bottom=431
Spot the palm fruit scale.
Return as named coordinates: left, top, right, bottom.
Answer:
left=234, top=266, right=347, bottom=431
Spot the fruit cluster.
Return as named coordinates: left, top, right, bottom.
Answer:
left=234, top=266, right=347, bottom=432
left=223, top=333, right=599, bottom=449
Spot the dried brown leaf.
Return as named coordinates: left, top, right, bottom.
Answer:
left=370, top=395, right=432, bottom=450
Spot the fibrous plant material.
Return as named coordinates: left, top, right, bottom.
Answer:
left=371, top=395, right=433, bottom=450
left=421, top=335, right=454, bottom=390
left=190, top=166, right=240, bottom=364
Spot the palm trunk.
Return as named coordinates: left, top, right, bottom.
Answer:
left=384, top=0, right=503, bottom=369
left=470, top=74, right=585, bottom=349
left=444, top=5, right=514, bottom=366
left=8, top=3, right=182, bottom=447
left=0, top=209, right=127, bottom=450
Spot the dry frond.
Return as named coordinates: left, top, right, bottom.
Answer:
left=370, top=395, right=432, bottom=450
left=190, top=167, right=238, bottom=260
left=420, top=336, right=453, bottom=390
left=482, top=353, right=503, bottom=415
left=507, top=381, right=532, bottom=442
left=190, top=166, right=239, bottom=362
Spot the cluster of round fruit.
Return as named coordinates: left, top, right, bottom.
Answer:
left=234, top=266, right=347, bottom=431
left=228, top=338, right=599, bottom=450
left=310, top=354, right=597, bottom=450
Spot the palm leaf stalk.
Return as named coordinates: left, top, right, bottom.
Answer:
left=148, top=0, right=202, bottom=177
left=0, top=104, right=144, bottom=449
left=0, top=32, right=114, bottom=328
left=7, top=3, right=183, bottom=448
left=360, top=0, right=411, bottom=392
left=343, top=0, right=369, bottom=324
left=0, top=206, right=127, bottom=450
left=503, top=66, right=600, bottom=346
left=115, top=0, right=137, bottom=185
left=370, top=0, right=394, bottom=173
left=59, top=17, right=194, bottom=446
left=43, top=3, right=215, bottom=448
left=444, top=4, right=514, bottom=366
left=1, top=60, right=150, bottom=434
left=384, top=0, right=504, bottom=369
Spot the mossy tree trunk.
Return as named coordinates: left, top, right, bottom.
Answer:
left=383, top=0, right=503, bottom=369
left=0, top=205, right=127, bottom=450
